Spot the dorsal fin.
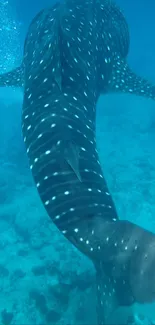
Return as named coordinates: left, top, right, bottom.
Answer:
left=64, top=141, right=82, bottom=182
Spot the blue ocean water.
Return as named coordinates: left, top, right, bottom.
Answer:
left=0, top=0, right=155, bottom=324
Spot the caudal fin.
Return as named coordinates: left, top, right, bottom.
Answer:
left=0, top=65, right=24, bottom=88
left=95, top=262, right=118, bottom=324
left=91, top=218, right=155, bottom=324
left=95, top=258, right=135, bottom=324
left=108, top=57, right=155, bottom=100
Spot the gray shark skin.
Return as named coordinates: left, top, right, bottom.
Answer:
left=0, top=0, right=155, bottom=99
left=1, top=0, right=155, bottom=324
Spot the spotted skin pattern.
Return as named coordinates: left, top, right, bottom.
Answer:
left=1, top=0, right=155, bottom=324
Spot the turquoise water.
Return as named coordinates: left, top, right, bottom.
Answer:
left=0, top=0, right=155, bottom=324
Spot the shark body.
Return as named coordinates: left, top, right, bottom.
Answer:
left=1, top=0, right=155, bottom=324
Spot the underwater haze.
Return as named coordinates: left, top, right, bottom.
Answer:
left=0, top=0, right=155, bottom=324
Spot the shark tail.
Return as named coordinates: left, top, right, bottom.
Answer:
left=95, top=262, right=118, bottom=325
left=108, top=57, right=155, bottom=100
left=0, top=65, right=24, bottom=88
left=91, top=218, right=155, bottom=324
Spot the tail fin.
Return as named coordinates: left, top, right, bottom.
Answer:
left=0, top=65, right=24, bottom=88
left=91, top=218, right=155, bottom=324
left=95, top=259, right=135, bottom=324
left=95, top=262, right=118, bottom=325
left=108, top=57, right=155, bottom=100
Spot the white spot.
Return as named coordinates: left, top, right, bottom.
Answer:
left=45, top=150, right=51, bottom=155
left=64, top=191, right=70, bottom=195
left=53, top=172, right=58, bottom=176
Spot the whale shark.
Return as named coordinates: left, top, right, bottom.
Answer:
left=1, top=0, right=155, bottom=324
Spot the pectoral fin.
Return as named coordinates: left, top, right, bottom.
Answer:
left=0, top=65, right=24, bottom=88
left=108, top=57, right=155, bottom=100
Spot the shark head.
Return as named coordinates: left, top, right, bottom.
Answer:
left=1, top=0, right=155, bottom=324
